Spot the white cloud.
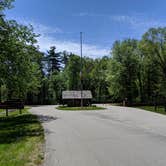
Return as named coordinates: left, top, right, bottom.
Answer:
left=110, top=15, right=166, bottom=31
left=76, top=12, right=89, bottom=17
left=74, top=12, right=107, bottom=17
left=6, top=16, right=109, bottom=58
left=31, top=22, right=110, bottom=58
left=74, top=12, right=166, bottom=31
left=37, top=35, right=109, bottom=58
left=6, top=16, right=63, bottom=35
left=29, top=22, right=62, bottom=35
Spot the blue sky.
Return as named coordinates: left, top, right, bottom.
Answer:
left=4, top=0, right=166, bottom=58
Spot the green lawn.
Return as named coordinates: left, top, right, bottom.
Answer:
left=137, top=106, right=166, bottom=115
left=0, top=108, right=44, bottom=166
left=57, top=105, right=106, bottom=111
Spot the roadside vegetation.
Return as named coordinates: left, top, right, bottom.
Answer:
left=57, top=105, right=105, bottom=111
left=137, top=106, right=166, bottom=115
left=0, top=108, right=44, bottom=166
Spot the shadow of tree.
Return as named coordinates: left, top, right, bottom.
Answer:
left=0, top=114, right=51, bottom=144
left=38, top=115, right=58, bottom=123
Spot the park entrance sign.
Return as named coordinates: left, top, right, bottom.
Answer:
left=62, top=90, right=92, bottom=107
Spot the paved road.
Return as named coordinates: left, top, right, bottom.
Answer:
left=30, top=105, right=166, bottom=166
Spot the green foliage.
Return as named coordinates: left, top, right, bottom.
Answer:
left=60, top=55, right=110, bottom=103
left=107, top=39, right=140, bottom=103
left=64, top=54, right=81, bottom=90
left=0, top=85, right=7, bottom=102
left=47, top=46, right=61, bottom=73
left=0, top=0, right=14, bottom=11
left=107, top=28, right=166, bottom=105
left=141, top=27, right=166, bottom=97
left=0, top=15, right=43, bottom=100
left=89, top=57, right=109, bottom=102
left=48, top=72, right=66, bottom=104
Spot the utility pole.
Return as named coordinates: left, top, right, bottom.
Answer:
left=80, top=32, right=83, bottom=108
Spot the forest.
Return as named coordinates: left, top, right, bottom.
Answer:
left=1, top=0, right=166, bottom=106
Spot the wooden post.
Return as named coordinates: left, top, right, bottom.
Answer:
left=154, top=93, right=157, bottom=111
left=6, top=109, right=8, bottom=117
left=123, top=100, right=126, bottom=107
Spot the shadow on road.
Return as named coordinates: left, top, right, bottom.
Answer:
left=38, top=115, right=58, bottom=123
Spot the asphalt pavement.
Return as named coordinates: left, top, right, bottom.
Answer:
left=30, top=105, right=166, bottom=166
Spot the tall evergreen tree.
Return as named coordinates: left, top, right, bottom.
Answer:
left=47, top=46, right=61, bottom=74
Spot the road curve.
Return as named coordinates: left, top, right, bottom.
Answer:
left=30, top=105, right=166, bottom=166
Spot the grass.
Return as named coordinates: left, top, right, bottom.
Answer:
left=57, top=105, right=106, bottom=111
left=136, top=106, right=166, bottom=115
left=0, top=108, right=44, bottom=166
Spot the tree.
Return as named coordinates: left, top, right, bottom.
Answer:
left=89, top=57, right=109, bottom=102
left=0, top=19, right=43, bottom=100
left=64, top=54, right=81, bottom=90
left=141, top=28, right=166, bottom=81
left=47, top=46, right=61, bottom=74
left=48, top=72, right=66, bottom=104
left=140, top=27, right=166, bottom=108
left=61, top=51, right=71, bottom=66
left=0, top=0, right=14, bottom=11
left=107, top=39, right=140, bottom=104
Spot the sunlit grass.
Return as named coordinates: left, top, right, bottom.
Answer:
left=0, top=108, right=44, bottom=166
left=57, top=105, right=106, bottom=111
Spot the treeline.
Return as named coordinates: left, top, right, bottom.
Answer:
left=27, top=47, right=110, bottom=104
left=1, top=0, right=166, bottom=106
left=27, top=27, right=166, bottom=106
left=108, top=29, right=166, bottom=106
